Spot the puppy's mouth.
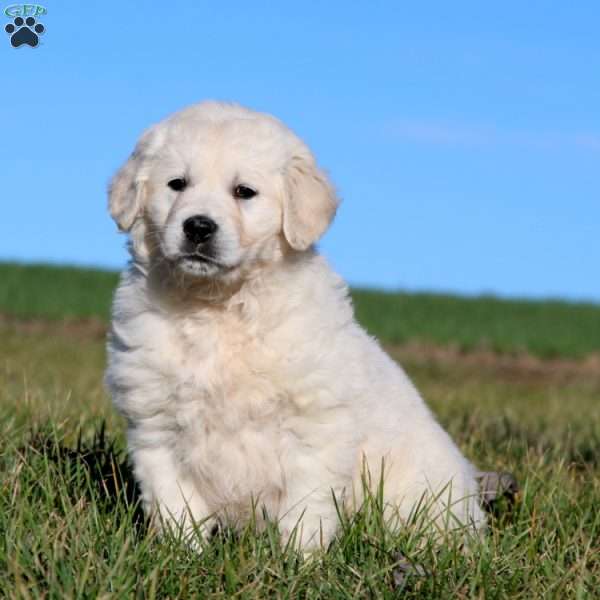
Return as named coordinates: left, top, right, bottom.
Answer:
left=179, top=253, right=221, bottom=265
left=175, top=253, right=237, bottom=274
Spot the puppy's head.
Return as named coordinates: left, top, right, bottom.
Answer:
left=109, top=102, right=338, bottom=283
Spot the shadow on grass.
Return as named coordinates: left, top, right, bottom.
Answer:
left=24, top=422, right=146, bottom=531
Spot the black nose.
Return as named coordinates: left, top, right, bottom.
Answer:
left=183, top=215, right=218, bottom=244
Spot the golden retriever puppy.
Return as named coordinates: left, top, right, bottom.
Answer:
left=105, top=101, right=485, bottom=551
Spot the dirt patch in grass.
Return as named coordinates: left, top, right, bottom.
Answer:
left=0, top=313, right=108, bottom=340
left=387, top=341, right=600, bottom=384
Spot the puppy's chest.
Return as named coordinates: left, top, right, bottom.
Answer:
left=159, top=311, right=288, bottom=432
left=156, top=311, right=292, bottom=512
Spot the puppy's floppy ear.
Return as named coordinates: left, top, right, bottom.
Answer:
left=108, top=150, right=146, bottom=232
left=282, top=152, right=338, bottom=251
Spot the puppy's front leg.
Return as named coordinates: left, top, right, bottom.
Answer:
left=278, top=482, right=341, bottom=553
left=129, top=433, right=214, bottom=545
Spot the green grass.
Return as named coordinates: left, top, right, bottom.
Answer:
left=353, top=290, right=600, bottom=358
left=1, top=261, right=599, bottom=597
left=2, top=261, right=600, bottom=358
left=0, top=262, right=119, bottom=321
left=1, top=321, right=598, bottom=598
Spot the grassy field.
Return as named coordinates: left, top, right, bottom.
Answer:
left=2, top=261, right=600, bottom=358
left=1, top=263, right=599, bottom=598
left=0, top=263, right=119, bottom=322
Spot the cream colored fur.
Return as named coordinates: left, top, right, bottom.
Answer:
left=105, top=101, right=485, bottom=551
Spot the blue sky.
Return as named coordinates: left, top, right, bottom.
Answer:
left=1, top=1, right=598, bottom=300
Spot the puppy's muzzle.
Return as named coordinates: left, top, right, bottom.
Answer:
left=183, top=215, right=218, bottom=245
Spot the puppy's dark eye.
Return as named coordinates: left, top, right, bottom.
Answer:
left=168, top=178, right=187, bottom=192
left=233, top=185, right=257, bottom=200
